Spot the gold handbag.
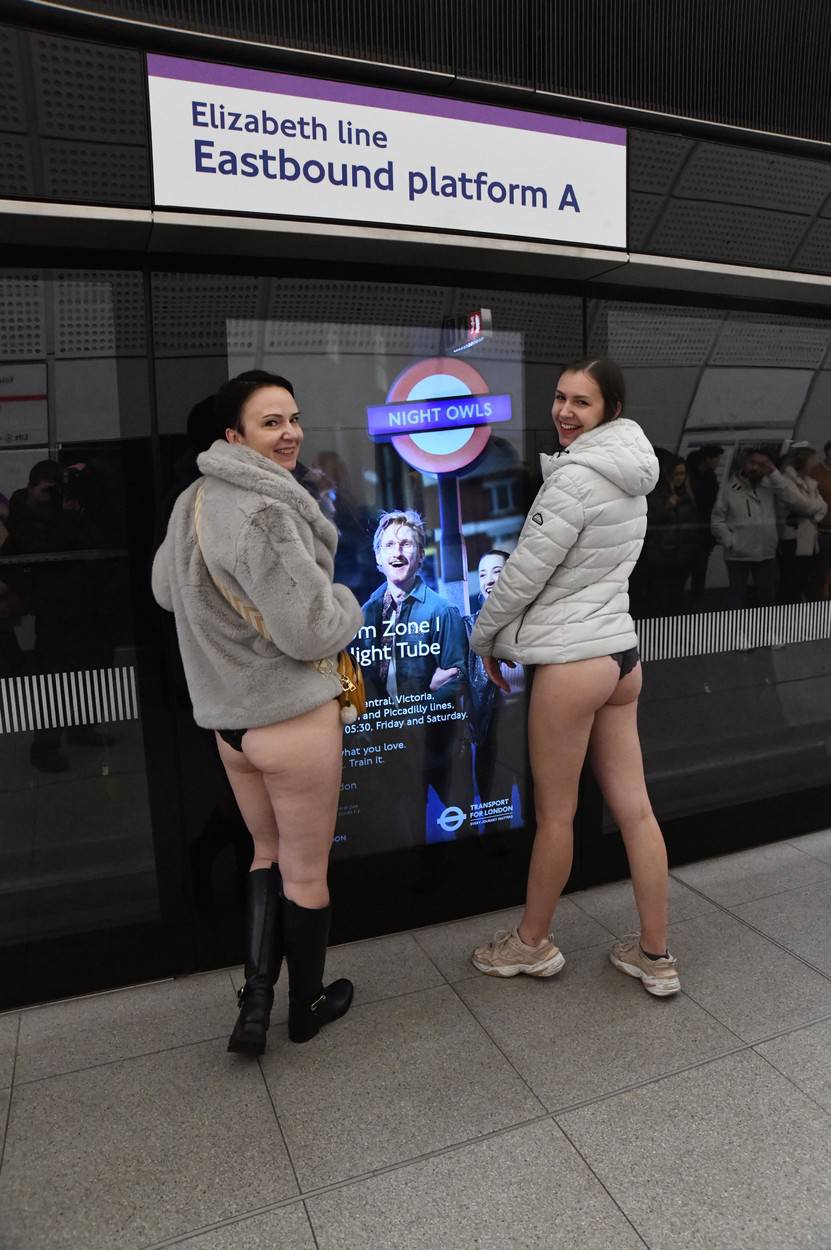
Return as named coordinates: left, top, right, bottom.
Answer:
left=193, top=484, right=365, bottom=724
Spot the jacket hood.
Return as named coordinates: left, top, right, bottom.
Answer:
left=541, top=418, right=659, bottom=497
left=197, top=440, right=324, bottom=529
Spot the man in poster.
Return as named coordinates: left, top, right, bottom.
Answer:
left=355, top=509, right=470, bottom=846
left=360, top=509, right=466, bottom=700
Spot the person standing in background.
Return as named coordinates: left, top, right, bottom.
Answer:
left=711, top=448, right=821, bottom=610
left=810, top=439, right=831, bottom=597
left=639, top=455, right=699, bottom=616
left=686, top=444, right=724, bottom=607
left=777, top=446, right=827, bottom=603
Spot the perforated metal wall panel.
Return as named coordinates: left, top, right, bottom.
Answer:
left=32, top=34, right=146, bottom=143
left=628, top=192, right=664, bottom=250
left=649, top=201, right=808, bottom=268
left=628, top=131, right=693, bottom=195
left=152, top=273, right=261, bottom=356
left=0, top=135, right=34, bottom=197
left=264, top=279, right=447, bottom=332
left=589, top=302, right=723, bottom=367
left=42, top=140, right=150, bottom=203
left=792, top=221, right=831, bottom=274
left=54, top=270, right=146, bottom=357
left=0, top=26, right=27, bottom=133
left=0, top=272, right=47, bottom=359
left=673, top=144, right=831, bottom=214
left=709, top=313, right=831, bottom=369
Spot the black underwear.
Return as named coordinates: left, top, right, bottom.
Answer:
left=218, top=727, right=248, bottom=752
left=610, top=646, right=640, bottom=679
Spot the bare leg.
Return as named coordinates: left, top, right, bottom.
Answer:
left=519, top=658, right=620, bottom=946
left=588, top=663, right=669, bottom=953
left=216, top=733, right=280, bottom=871
left=240, top=699, right=343, bottom=910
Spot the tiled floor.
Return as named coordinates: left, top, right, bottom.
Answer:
left=3, top=832, right=831, bottom=1250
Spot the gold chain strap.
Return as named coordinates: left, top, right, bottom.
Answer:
left=193, top=485, right=352, bottom=692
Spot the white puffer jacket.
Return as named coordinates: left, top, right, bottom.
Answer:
left=470, top=419, right=659, bottom=665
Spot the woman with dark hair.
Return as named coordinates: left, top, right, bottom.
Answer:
left=470, top=358, right=681, bottom=996
left=153, top=370, right=362, bottom=1055
left=640, top=454, right=700, bottom=616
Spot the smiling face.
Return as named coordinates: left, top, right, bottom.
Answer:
left=552, top=369, right=615, bottom=447
left=478, top=553, right=506, bottom=598
left=378, top=523, right=422, bottom=591
left=226, top=385, right=303, bottom=471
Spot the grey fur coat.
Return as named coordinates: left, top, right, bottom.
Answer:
left=152, top=440, right=362, bottom=729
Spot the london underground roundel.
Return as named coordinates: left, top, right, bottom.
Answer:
left=386, top=357, right=492, bottom=473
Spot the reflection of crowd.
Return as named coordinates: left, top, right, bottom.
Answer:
left=631, top=440, right=831, bottom=616
left=0, top=458, right=122, bottom=771
left=712, top=446, right=827, bottom=610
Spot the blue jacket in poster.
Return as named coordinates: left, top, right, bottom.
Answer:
left=360, top=576, right=467, bottom=699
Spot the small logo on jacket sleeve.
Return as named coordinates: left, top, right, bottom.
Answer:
left=532, top=512, right=543, bottom=525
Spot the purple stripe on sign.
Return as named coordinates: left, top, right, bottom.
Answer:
left=146, top=53, right=626, bottom=146
left=367, top=393, right=513, bottom=437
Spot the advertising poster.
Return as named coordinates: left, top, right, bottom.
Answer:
left=229, top=315, right=529, bottom=856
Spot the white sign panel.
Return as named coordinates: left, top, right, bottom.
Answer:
left=147, top=54, right=627, bottom=248
left=0, top=362, right=48, bottom=447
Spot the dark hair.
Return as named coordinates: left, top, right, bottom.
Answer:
left=560, top=357, right=625, bottom=423
left=28, top=459, right=63, bottom=487
left=186, top=394, right=229, bottom=453
left=214, top=370, right=295, bottom=435
left=824, top=440, right=831, bottom=456
left=480, top=549, right=510, bottom=563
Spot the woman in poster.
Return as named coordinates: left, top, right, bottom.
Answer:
left=469, top=358, right=681, bottom=997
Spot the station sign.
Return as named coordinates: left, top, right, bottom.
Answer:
left=147, top=54, right=627, bottom=248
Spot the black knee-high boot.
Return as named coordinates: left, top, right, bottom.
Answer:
left=227, top=864, right=283, bottom=1056
left=282, top=898, right=354, bottom=1043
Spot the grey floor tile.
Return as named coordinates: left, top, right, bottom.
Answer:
left=230, top=931, right=445, bottom=1021
left=413, top=898, right=612, bottom=984
left=308, top=1119, right=644, bottom=1250
left=673, top=841, right=831, bottom=906
left=732, top=878, right=831, bottom=975
left=262, top=985, right=544, bottom=1190
left=559, top=1051, right=831, bottom=1250
left=0, top=1013, right=18, bottom=1089
left=787, top=826, right=831, bottom=865
left=455, top=944, right=736, bottom=1110
left=175, top=1205, right=316, bottom=1250
left=0, top=1039, right=297, bottom=1250
left=16, top=972, right=235, bottom=1083
left=756, top=1018, right=831, bottom=1114
left=670, top=910, right=831, bottom=1041
left=571, top=874, right=718, bottom=936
